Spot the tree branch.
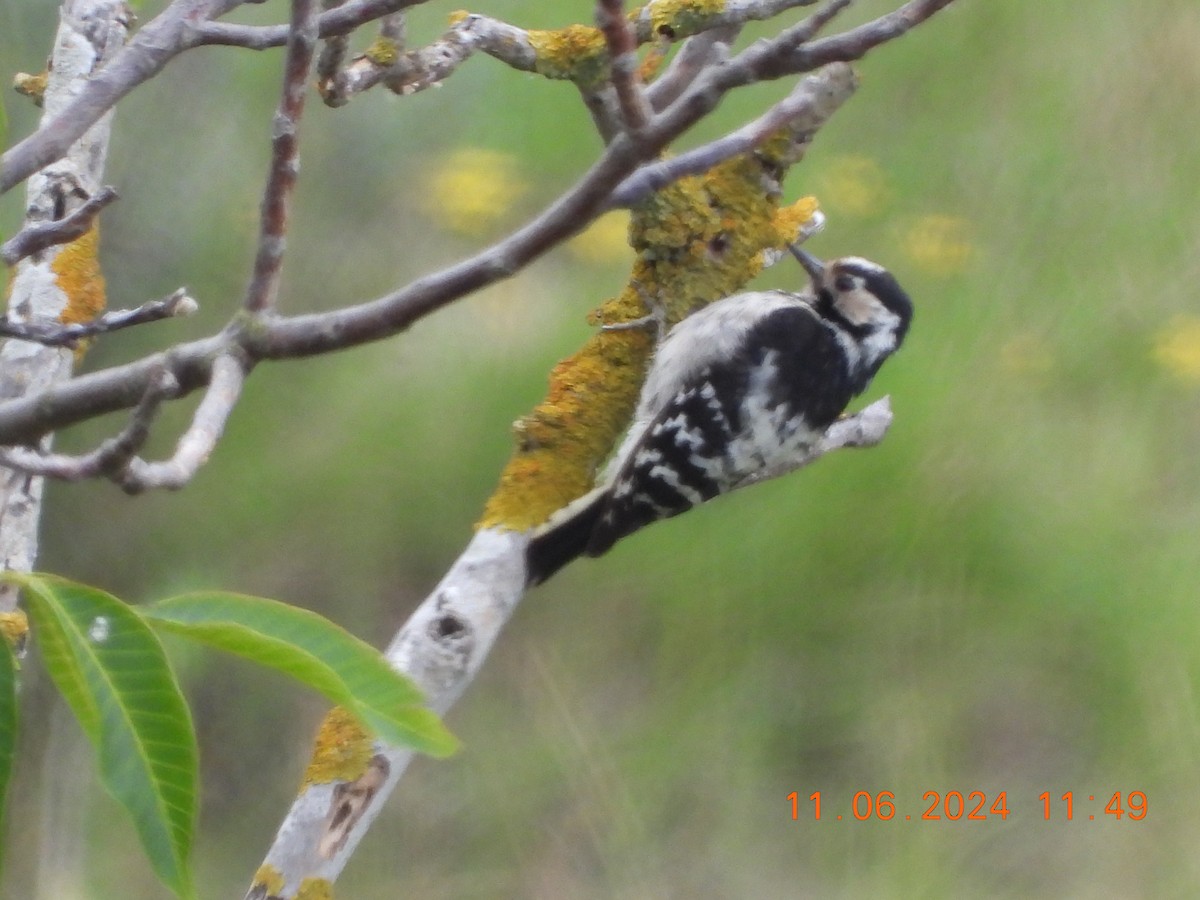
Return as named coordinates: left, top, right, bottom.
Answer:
left=115, top=353, right=247, bottom=492
left=0, top=186, right=118, bottom=265
left=596, top=0, right=652, bottom=132
left=0, top=0, right=952, bottom=446
left=0, top=289, right=197, bottom=348
left=0, top=0, right=213, bottom=195
left=248, top=397, right=894, bottom=896
left=243, top=0, right=319, bottom=315
left=0, top=0, right=131, bottom=618
left=0, top=367, right=177, bottom=482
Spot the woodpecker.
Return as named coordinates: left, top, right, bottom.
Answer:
left=524, top=246, right=913, bottom=586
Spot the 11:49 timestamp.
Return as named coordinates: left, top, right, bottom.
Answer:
left=790, top=791, right=1148, bottom=821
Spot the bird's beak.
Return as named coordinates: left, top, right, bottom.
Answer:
left=788, top=244, right=826, bottom=284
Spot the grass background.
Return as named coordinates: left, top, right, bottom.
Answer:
left=2, top=0, right=1199, bottom=896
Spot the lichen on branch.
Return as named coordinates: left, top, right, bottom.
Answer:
left=480, top=145, right=821, bottom=532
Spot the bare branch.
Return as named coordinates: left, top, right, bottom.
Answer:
left=194, top=0, right=422, bottom=50
left=0, top=0, right=421, bottom=195
left=244, top=0, right=320, bottom=315
left=645, top=24, right=740, bottom=112
left=0, top=289, right=197, bottom=348
left=250, top=395, right=894, bottom=892
left=315, top=0, right=352, bottom=107
left=117, top=353, right=247, bottom=492
left=596, top=0, right=652, bottom=132
left=759, top=0, right=957, bottom=76
left=357, top=14, right=533, bottom=99
left=0, top=186, right=119, bottom=266
left=0, top=368, right=177, bottom=481
left=0, top=0, right=215, bottom=195
left=609, top=67, right=853, bottom=208
left=0, top=1, right=957, bottom=447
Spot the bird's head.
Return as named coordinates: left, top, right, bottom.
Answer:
left=790, top=245, right=914, bottom=375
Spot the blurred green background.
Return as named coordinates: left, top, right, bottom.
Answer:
left=3, top=0, right=1199, bottom=897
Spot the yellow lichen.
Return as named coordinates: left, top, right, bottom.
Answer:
left=448, top=9, right=470, bottom=26
left=50, top=225, right=107, bottom=359
left=0, top=609, right=28, bottom=653
left=251, top=865, right=286, bottom=898
left=639, top=36, right=671, bottom=83
left=363, top=37, right=400, bottom=67
left=527, top=24, right=609, bottom=84
left=772, top=197, right=822, bottom=250
left=481, top=141, right=820, bottom=532
left=648, top=0, right=727, bottom=38
left=302, top=707, right=374, bottom=788
left=296, top=879, right=334, bottom=900
left=13, top=71, right=48, bottom=107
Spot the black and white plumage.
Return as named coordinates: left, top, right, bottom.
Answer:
left=525, top=248, right=914, bottom=586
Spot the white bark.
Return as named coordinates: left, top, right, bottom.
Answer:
left=0, top=0, right=130, bottom=610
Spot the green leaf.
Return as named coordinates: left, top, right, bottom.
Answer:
left=142, top=592, right=458, bottom=758
left=8, top=574, right=197, bottom=900
left=0, top=637, right=16, bottom=878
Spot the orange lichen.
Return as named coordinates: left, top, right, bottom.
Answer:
left=302, top=707, right=374, bottom=788
left=481, top=126, right=822, bottom=532
left=52, top=226, right=106, bottom=325
left=50, top=225, right=106, bottom=358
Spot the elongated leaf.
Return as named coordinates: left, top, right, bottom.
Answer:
left=143, top=592, right=458, bottom=757
left=9, top=574, right=196, bottom=899
left=0, top=636, right=15, bottom=877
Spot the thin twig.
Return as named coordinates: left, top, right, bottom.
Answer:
left=596, top=0, right=652, bottom=132
left=609, top=69, right=851, bottom=208
left=244, top=0, right=319, bottom=315
left=0, top=289, right=197, bottom=348
left=0, top=0, right=227, bottom=195
left=117, top=353, right=247, bottom=492
left=646, top=25, right=740, bottom=112
left=378, top=10, right=405, bottom=42
left=0, top=0, right=958, bottom=447
left=315, top=0, right=351, bottom=106
left=381, top=15, right=530, bottom=98
left=0, top=187, right=119, bottom=266
left=0, top=367, right=178, bottom=481
left=194, top=0, right=422, bottom=50
left=763, top=0, right=954, bottom=76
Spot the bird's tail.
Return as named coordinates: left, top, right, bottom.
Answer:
left=525, top=488, right=608, bottom=586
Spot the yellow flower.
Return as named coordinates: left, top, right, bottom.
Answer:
left=1152, top=315, right=1200, bottom=383
left=423, top=148, right=527, bottom=235
left=567, top=210, right=632, bottom=265
left=814, top=155, right=890, bottom=218
left=901, top=213, right=974, bottom=277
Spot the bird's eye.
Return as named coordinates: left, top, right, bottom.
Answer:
left=834, top=274, right=856, bottom=292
